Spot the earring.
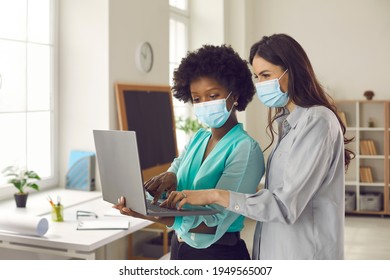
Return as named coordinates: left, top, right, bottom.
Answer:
left=234, top=101, right=238, bottom=106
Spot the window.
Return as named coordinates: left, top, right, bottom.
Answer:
left=169, top=0, right=188, bottom=11
left=170, top=0, right=191, bottom=153
left=0, top=0, right=57, bottom=191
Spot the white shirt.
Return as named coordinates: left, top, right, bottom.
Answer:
left=228, top=105, right=345, bottom=259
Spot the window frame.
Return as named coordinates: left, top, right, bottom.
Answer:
left=170, top=1, right=192, bottom=153
left=0, top=0, right=58, bottom=199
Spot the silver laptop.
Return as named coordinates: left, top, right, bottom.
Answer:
left=93, top=130, right=219, bottom=217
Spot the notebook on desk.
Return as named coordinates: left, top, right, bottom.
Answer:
left=93, top=130, right=219, bottom=217
left=77, top=220, right=129, bottom=230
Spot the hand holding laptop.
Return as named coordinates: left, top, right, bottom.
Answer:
left=112, top=196, right=175, bottom=226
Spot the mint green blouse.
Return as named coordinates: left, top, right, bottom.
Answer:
left=167, top=123, right=264, bottom=248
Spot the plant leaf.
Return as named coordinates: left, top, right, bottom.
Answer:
left=27, top=183, right=40, bottom=191
left=4, top=172, right=18, bottom=178
left=25, top=170, right=41, bottom=180
left=10, top=178, right=22, bottom=187
left=4, top=166, right=41, bottom=193
left=10, top=179, right=23, bottom=193
left=1, top=166, right=17, bottom=174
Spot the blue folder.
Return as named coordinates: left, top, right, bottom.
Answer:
left=65, top=150, right=96, bottom=191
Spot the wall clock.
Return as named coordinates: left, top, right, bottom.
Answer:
left=136, top=41, right=154, bottom=73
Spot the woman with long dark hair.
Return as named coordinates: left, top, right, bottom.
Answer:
left=162, top=34, right=355, bottom=260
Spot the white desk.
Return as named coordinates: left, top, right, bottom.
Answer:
left=0, top=189, right=152, bottom=259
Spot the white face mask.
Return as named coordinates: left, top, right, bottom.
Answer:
left=255, top=69, right=289, bottom=107
left=193, top=92, right=234, bottom=128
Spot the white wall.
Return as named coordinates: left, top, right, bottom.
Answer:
left=252, top=0, right=390, bottom=100
left=108, top=0, right=170, bottom=130
left=190, top=0, right=225, bottom=48
left=59, top=0, right=109, bottom=188
left=59, top=0, right=169, bottom=189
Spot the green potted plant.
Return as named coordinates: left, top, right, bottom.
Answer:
left=1, top=166, right=41, bottom=208
left=176, top=116, right=205, bottom=136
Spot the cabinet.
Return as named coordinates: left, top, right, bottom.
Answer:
left=335, top=100, right=389, bottom=215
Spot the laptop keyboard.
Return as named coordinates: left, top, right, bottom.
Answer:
left=146, top=200, right=181, bottom=213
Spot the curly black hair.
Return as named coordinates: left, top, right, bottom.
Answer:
left=171, top=44, right=255, bottom=111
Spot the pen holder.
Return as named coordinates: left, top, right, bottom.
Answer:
left=51, top=205, right=64, bottom=222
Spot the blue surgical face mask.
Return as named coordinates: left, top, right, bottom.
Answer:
left=255, top=69, right=289, bottom=107
left=193, top=92, right=234, bottom=128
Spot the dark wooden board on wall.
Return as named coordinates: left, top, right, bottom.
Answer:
left=115, top=84, right=178, bottom=181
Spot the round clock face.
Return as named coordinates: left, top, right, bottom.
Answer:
left=136, top=41, right=154, bottom=73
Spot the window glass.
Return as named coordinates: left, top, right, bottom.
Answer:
left=169, top=0, right=188, bottom=11
left=0, top=0, right=27, bottom=41
left=28, top=0, right=51, bottom=44
left=27, top=43, right=51, bottom=111
left=0, top=0, right=55, bottom=192
left=170, top=5, right=191, bottom=153
left=0, top=113, right=27, bottom=174
left=27, top=111, right=52, bottom=178
left=0, top=40, right=27, bottom=112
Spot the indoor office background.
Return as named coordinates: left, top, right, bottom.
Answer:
left=0, top=0, right=389, bottom=259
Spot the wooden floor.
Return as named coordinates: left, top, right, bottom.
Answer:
left=242, top=215, right=390, bottom=260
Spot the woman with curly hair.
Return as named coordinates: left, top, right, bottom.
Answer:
left=162, top=34, right=355, bottom=260
left=115, top=44, right=265, bottom=260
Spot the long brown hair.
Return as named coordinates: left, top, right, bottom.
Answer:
left=249, top=34, right=355, bottom=169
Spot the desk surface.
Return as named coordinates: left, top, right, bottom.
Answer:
left=0, top=188, right=103, bottom=216
left=0, top=188, right=153, bottom=258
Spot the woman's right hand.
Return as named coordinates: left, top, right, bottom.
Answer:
left=144, top=172, right=177, bottom=203
left=113, top=196, right=150, bottom=220
left=160, top=189, right=229, bottom=209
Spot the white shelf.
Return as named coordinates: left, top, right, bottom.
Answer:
left=358, top=182, right=385, bottom=187
left=359, top=127, right=385, bottom=131
left=336, top=100, right=389, bottom=215
left=359, top=155, right=385, bottom=159
left=345, top=181, right=358, bottom=185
